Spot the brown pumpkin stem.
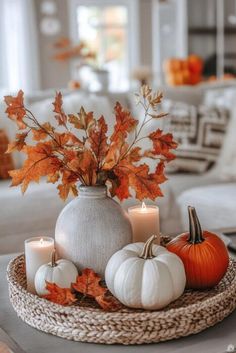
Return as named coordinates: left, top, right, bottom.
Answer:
left=188, top=206, right=204, bottom=244
left=51, top=249, right=58, bottom=267
left=139, top=235, right=157, bottom=259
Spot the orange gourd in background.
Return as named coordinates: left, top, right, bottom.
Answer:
left=164, top=55, right=203, bottom=86
left=166, top=206, right=229, bottom=289
left=187, top=54, right=203, bottom=74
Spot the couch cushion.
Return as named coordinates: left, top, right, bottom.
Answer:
left=0, top=180, right=67, bottom=254
left=177, top=183, right=236, bottom=231
left=163, top=102, right=230, bottom=173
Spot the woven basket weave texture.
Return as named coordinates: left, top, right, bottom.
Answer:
left=7, top=252, right=236, bottom=345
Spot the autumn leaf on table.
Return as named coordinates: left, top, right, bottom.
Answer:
left=4, top=90, right=26, bottom=129
left=96, top=292, right=124, bottom=312
left=72, top=268, right=106, bottom=298
left=42, top=282, right=76, bottom=306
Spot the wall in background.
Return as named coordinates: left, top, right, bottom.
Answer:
left=35, top=0, right=71, bottom=90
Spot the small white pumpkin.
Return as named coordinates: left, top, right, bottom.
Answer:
left=105, top=235, right=186, bottom=310
left=35, top=250, right=78, bottom=295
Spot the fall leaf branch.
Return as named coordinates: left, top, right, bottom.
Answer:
left=4, top=86, right=177, bottom=201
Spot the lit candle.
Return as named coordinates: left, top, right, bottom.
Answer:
left=24, top=236, right=54, bottom=293
left=128, top=202, right=160, bottom=243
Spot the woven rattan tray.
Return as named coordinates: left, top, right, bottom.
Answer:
left=7, top=253, right=236, bottom=345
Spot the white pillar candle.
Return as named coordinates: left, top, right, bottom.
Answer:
left=24, top=237, right=54, bottom=294
left=128, top=202, right=160, bottom=243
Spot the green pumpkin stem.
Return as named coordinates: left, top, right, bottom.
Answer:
left=51, top=249, right=58, bottom=267
left=139, top=235, right=157, bottom=259
left=188, top=206, right=204, bottom=244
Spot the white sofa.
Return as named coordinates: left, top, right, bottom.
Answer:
left=0, top=88, right=235, bottom=254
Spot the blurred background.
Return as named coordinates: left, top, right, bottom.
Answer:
left=2, top=0, right=236, bottom=93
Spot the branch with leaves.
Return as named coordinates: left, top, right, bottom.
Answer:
left=4, top=86, right=177, bottom=201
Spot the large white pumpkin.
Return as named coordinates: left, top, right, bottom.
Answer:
left=105, top=235, right=186, bottom=310
left=35, top=250, right=78, bottom=295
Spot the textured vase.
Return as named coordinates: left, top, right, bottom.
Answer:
left=55, top=185, right=132, bottom=277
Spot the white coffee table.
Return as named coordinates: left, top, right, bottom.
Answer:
left=1, top=253, right=236, bottom=353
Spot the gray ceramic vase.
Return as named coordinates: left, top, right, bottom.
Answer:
left=55, top=185, right=132, bottom=277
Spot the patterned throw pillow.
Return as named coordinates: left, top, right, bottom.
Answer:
left=0, top=129, right=14, bottom=179
left=162, top=102, right=230, bottom=173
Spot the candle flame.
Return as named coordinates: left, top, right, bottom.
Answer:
left=40, top=238, right=44, bottom=246
left=142, top=202, right=146, bottom=209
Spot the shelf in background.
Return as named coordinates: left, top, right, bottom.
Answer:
left=189, top=27, right=236, bottom=35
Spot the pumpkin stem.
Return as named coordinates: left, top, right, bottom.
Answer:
left=188, top=206, right=204, bottom=244
left=51, top=249, right=58, bottom=267
left=139, top=235, right=157, bottom=259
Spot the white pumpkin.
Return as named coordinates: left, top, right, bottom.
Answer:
left=105, top=235, right=186, bottom=310
left=35, top=250, right=78, bottom=295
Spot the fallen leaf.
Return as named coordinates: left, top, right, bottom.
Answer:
left=42, top=282, right=76, bottom=306
left=72, top=268, right=106, bottom=298
left=96, top=292, right=123, bottom=311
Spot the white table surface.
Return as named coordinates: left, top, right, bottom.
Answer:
left=1, top=253, right=236, bottom=353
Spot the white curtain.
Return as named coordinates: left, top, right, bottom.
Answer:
left=0, top=0, right=40, bottom=94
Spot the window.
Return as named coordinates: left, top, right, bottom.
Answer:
left=70, top=0, right=139, bottom=91
left=0, top=0, right=39, bottom=93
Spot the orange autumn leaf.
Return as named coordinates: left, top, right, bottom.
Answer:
left=6, top=132, right=28, bottom=153
left=114, top=162, right=165, bottom=201
left=88, top=116, right=108, bottom=164
left=4, top=90, right=26, bottom=129
left=68, top=107, right=95, bottom=131
left=42, top=281, right=77, bottom=306
left=110, top=171, right=130, bottom=201
left=96, top=292, right=123, bottom=311
left=53, top=92, right=67, bottom=127
left=57, top=183, right=78, bottom=201
left=5, top=86, right=177, bottom=201
left=68, top=150, right=97, bottom=185
left=110, top=102, right=138, bottom=143
left=72, top=268, right=106, bottom=298
left=32, top=123, right=54, bottom=141
left=9, top=142, right=61, bottom=193
left=149, top=129, right=178, bottom=161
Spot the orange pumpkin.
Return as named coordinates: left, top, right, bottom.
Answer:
left=163, top=58, right=183, bottom=73
left=167, top=206, right=229, bottom=289
left=189, top=73, right=201, bottom=85
left=188, top=55, right=203, bottom=74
